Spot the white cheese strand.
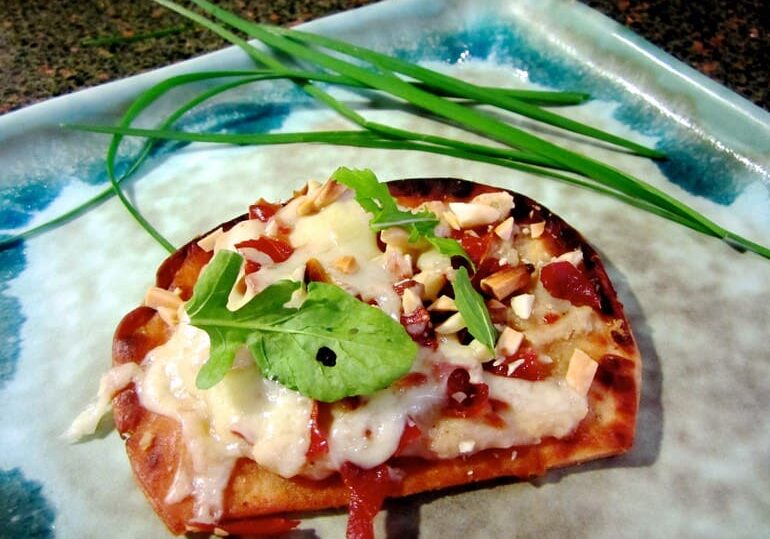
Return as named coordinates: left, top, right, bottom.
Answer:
left=64, top=362, right=142, bottom=442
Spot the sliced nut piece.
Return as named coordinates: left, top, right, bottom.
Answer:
left=196, top=227, right=223, bottom=252
left=428, top=295, right=457, bottom=312
left=565, top=348, right=598, bottom=395
left=442, top=210, right=462, bottom=230
left=467, top=339, right=494, bottom=362
left=305, top=258, right=331, bottom=283
left=314, top=179, right=347, bottom=208
left=380, top=227, right=411, bottom=249
left=494, top=217, right=514, bottom=241
left=417, top=249, right=452, bottom=272
left=413, top=270, right=446, bottom=301
left=530, top=221, right=546, bottom=238
left=448, top=202, right=501, bottom=228
left=480, top=265, right=532, bottom=301
left=401, top=288, right=423, bottom=315
left=333, top=255, right=359, bottom=274
left=297, top=179, right=347, bottom=216
left=495, top=326, right=524, bottom=357
left=471, top=191, right=514, bottom=215
left=552, top=249, right=583, bottom=267
left=435, top=312, right=466, bottom=334
left=511, top=293, right=535, bottom=320
left=144, top=287, right=183, bottom=311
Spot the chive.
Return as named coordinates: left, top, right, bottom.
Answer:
left=4, top=1, right=767, bottom=263
left=1, top=67, right=576, bottom=250
left=64, top=122, right=716, bottom=235
left=270, top=24, right=661, bottom=158
left=185, top=1, right=762, bottom=252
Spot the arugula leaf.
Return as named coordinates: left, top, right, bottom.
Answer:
left=331, top=167, right=473, bottom=267
left=187, top=250, right=417, bottom=401
left=452, top=267, right=498, bottom=353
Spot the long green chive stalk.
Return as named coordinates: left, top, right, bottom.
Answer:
left=0, top=70, right=580, bottom=250
left=179, top=0, right=768, bottom=257
left=2, top=1, right=768, bottom=261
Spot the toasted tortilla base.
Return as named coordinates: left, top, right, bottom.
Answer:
left=112, top=179, right=641, bottom=535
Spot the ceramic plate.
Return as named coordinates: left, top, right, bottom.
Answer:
left=1, top=0, right=768, bottom=537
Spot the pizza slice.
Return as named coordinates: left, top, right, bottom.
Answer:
left=71, top=168, right=641, bottom=537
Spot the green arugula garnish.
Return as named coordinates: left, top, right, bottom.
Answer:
left=187, top=250, right=417, bottom=401
left=331, top=167, right=474, bottom=267
left=451, top=267, right=498, bottom=353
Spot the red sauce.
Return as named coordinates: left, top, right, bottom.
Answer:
left=484, top=345, right=554, bottom=381
left=306, top=402, right=329, bottom=459
left=540, top=260, right=601, bottom=311
left=248, top=199, right=281, bottom=222
left=340, top=462, right=401, bottom=539
left=394, top=420, right=422, bottom=456
left=243, top=260, right=262, bottom=275
left=235, top=236, right=294, bottom=263
left=543, top=312, right=560, bottom=324
left=455, top=230, right=496, bottom=266
left=445, top=368, right=490, bottom=418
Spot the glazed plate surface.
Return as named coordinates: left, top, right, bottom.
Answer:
left=1, top=0, right=768, bottom=537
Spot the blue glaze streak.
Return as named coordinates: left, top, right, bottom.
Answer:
left=0, top=468, right=55, bottom=538
left=0, top=103, right=290, bottom=395
left=0, top=243, right=24, bottom=391
left=396, top=18, right=749, bottom=205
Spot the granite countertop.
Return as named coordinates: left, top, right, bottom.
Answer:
left=1, top=0, right=767, bottom=114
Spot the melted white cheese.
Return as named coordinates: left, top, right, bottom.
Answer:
left=136, top=323, right=313, bottom=522
left=221, top=195, right=402, bottom=318
left=429, top=375, right=587, bottom=459
left=83, top=191, right=599, bottom=524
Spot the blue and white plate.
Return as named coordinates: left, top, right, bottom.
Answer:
left=1, top=0, right=768, bottom=537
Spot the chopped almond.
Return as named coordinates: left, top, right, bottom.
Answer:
left=144, top=287, right=183, bottom=311
left=305, top=258, right=331, bottom=283
left=448, top=202, right=501, bottom=228
left=428, top=295, right=457, bottom=312
left=435, top=312, right=466, bottom=334
left=380, top=227, right=410, bottom=248
left=511, top=293, right=535, bottom=320
left=494, top=217, right=514, bottom=240
left=333, top=255, right=358, bottom=274
left=196, top=227, right=223, bottom=252
left=401, top=288, right=423, bottom=315
left=566, top=348, right=598, bottom=395
left=471, top=191, right=514, bottom=215
left=297, top=179, right=347, bottom=215
left=413, top=270, right=446, bottom=301
left=442, top=210, right=462, bottom=230
left=530, top=221, right=546, bottom=238
left=480, top=265, right=532, bottom=301
left=496, top=327, right=524, bottom=357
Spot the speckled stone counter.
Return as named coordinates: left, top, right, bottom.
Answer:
left=1, top=0, right=767, bottom=114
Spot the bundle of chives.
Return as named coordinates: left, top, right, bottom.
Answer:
left=2, top=0, right=767, bottom=261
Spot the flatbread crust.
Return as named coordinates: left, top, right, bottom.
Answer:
left=111, top=178, right=641, bottom=535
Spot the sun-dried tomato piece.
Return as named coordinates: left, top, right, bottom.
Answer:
left=248, top=199, right=282, bottom=222
left=540, top=260, right=601, bottom=311
left=340, top=463, right=401, bottom=539
left=445, top=368, right=490, bottom=417
left=235, top=236, right=294, bottom=263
